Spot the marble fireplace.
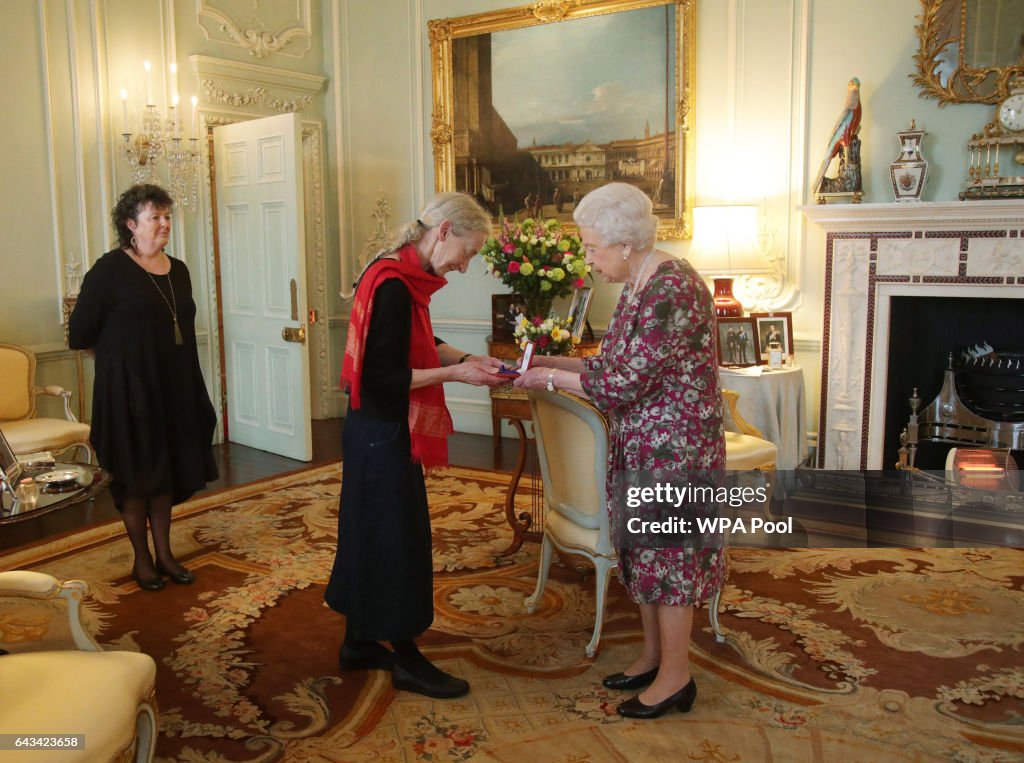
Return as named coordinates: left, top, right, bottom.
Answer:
left=803, top=200, right=1024, bottom=470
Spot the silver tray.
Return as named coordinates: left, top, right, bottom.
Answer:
left=34, top=469, right=83, bottom=488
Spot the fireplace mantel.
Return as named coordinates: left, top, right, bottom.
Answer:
left=801, top=200, right=1024, bottom=470
left=801, top=199, right=1024, bottom=230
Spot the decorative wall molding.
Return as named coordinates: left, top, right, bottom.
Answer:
left=303, top=121, right=332, bottom=419
left=803, top=201, right=1024, bottom=470
left=189, top=55, right=325, bottom=115
left=361, top=189, right=393, bottom=270
left=199, top=78, right=313, bottom=113
left=197, top=0, right=312, bottom=59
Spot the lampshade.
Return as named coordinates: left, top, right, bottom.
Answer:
left=688, top=206, right=768, bottom=275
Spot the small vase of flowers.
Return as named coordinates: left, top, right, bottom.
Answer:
left=480, top=215, right=590, bottom=321
left=514, top=315, right=578, bottom=356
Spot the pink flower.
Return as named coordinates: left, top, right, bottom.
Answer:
left=502, top=243, right=515, bottom=254
left=507, top=261, right=521, bottom=274
left=574, top=278, right=585, bottom=288
left=532, top=316, right=543, bottom=326
left=536, top=335, right=551, bottom=347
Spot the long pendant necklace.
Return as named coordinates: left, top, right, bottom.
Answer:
left=138, top=252, right=183, bottom=345
left=630, top=249, right=657, bottom=302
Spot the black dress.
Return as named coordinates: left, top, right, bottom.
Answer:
left=324, top=273, right=436, bottom=641
left=68, top=248, right=218, bottom=507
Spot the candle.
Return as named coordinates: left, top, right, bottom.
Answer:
left=120, top=88, right=128, bottom=133
left=143, top=60, right=152, bottom=105
left=191, top=95, right=198, bottom=139
left=172, top=94, right=180, bottom=135
left=169, top=62, right=178, bottom=103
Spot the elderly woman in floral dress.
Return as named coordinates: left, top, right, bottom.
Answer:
left=515, top=182, right=725, bottom=719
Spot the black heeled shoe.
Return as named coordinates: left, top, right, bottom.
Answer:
left=339, top=641, right=394, bottom=671
left=616, top=678, right=696, bottom=719
left=132, top=569, right=165, bottom=591
left=155, top=562, right=194, bottom=585
left=602, top=666, right=659, bottom=691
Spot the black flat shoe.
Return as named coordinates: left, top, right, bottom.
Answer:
left=155, top=563, right=194, bottom=585
left=132, top=570, right=164, bottom=591
left=339, top=641, right=394, bottom=671
left=617, top=678, right=696, bottom=719
left=602, top=666, right=659, bottom=691
left=392, top=663, right=470, bottom=699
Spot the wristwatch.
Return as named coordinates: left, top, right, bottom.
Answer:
left=546, top=371, right=556, bottom=392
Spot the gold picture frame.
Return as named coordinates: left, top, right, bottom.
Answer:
left=428, top=0, right=695, bottom=239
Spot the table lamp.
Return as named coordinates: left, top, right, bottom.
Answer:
left=688, top=205, right=767, bottom=317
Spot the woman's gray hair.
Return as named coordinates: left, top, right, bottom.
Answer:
left=376, top=191, right=491, bottom=258
left=572, top=183, right=658, bottom=251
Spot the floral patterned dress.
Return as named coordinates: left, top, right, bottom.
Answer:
left=580, top=257, right=726, bottom=606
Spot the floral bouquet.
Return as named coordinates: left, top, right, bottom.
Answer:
left=480, top=215, right=590, bottom=317
left=514, top=314, right=578, bottom=356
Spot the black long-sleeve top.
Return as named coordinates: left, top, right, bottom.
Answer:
left=356, top=275, right=444, bottom=422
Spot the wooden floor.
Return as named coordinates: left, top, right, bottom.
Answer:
left=0, top=419, right=521, bottom=554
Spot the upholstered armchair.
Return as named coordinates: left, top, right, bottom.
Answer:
left=525, top=390, right=728, bottom=656
left=0, top=571, right=158, bottom=762
left=722, top=388, right=778, bottom=512
left=0, top=343, right=93, bottom=463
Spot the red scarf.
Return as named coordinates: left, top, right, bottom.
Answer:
left=341, top=244, right=453, bottom=469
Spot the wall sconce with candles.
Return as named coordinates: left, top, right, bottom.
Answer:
left=119, top=61, right=201, bottom=210
left=687, top=205, right=770, bottom=317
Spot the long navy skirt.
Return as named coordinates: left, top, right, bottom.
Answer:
left=324, top=407, right=434, bottom=641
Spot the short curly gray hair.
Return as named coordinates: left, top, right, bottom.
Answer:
left=572, top=183, right=657, bottom=251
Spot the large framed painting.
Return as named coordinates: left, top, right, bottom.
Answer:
left=429, top=0, right=695, bottom=239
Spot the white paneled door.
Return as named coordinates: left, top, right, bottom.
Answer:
left=214, top=113, right=312, bottom=461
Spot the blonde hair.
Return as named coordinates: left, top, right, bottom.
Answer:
left=573, top=183, right=658, bottom=251
left=376, top=192, right=491, bottom=258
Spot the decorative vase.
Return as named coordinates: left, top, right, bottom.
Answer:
left=519, top=295, right=554, bottom=323
left=890, top=121, right=928, bottom=202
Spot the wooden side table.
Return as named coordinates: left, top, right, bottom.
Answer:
left=485, top=335, right=600, bottom=555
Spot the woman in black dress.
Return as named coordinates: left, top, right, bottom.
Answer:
left=325, top=192, right=504, bottom=699
left=69, top=184, right=217, bottom=592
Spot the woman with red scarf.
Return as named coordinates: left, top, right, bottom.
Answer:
left=326, top=192, right=504, bottom=699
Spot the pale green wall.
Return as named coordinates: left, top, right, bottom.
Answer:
left=0, top=0, right=1000, bottom=445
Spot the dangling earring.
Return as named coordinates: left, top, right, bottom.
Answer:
left=130, top=235, right=138, bottom=250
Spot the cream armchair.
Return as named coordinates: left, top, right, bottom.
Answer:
left=525, top=390, right=727, bottom=656
left=0, top=571, right=157, bottom=762
left=0, top=343, right=93, bottom=463
left=723, top=388, right=778, bottom=512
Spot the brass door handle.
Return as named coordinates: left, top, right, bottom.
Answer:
left=282, top=325, right=306, bottom=344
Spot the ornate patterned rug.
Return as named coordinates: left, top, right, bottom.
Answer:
left=1, top=463, right=1021, bottom=762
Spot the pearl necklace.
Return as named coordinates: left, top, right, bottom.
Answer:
left=630, top=249, right=657, bottom=301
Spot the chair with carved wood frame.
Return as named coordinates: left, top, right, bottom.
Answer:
left=524, top=390, right=727, bottom=656
left=0, top=571, right=158, bottom=762
left=0, top=342, right=93, bottom=464
left=722, top=388, right=779, bottom=509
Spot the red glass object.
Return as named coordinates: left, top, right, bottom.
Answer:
left=712, top=277, right=743, bottom=317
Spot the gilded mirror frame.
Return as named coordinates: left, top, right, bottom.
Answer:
left=913, top=0, right=1024, bottom=105
left=428, top=0, right=695, bottom=239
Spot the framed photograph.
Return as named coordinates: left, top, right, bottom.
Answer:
left=566, top=287, right=595, bottom=342
left=749, top=312, right=794, bottom=363
left=428, top=0, right=695, bottom=239
left=492, top=294, right=524, bottom=341
left=716, top=317, right=761, bottom=367
left=0, top=426, right=22, bottom=494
